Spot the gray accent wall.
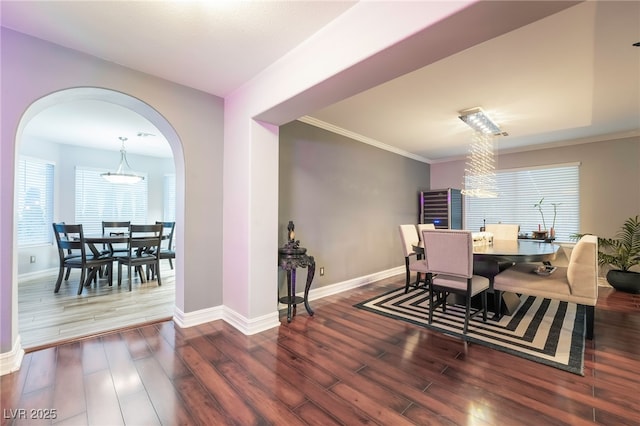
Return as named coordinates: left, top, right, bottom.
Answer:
left=279, top=120, right=430, bottom=289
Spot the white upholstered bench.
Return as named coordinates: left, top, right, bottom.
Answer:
left=494, top=235, right=598, bottom=339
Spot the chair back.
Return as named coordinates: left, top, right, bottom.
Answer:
left=485, top=223, right=519, bottom=240
left=102, top=221, right=130, bottom=250
left=52, top=223, right=87, bottom=260
left=128, top=224, right=163, bottom=256
left=416, top=223, right=436, bottom=241
left=398, top=224, right=420, bottom=257
left=156, top=221, right=175, bottom=250
left=567, top=234, right=598, bottom=299
left=422, top=229, right=473, bottom=278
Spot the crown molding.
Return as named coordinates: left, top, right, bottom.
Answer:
left=298, top=116, right=431, bottom=164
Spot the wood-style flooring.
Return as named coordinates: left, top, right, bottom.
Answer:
left=3, top=276, right=640, bottom=425
left=18, top=263, right=174, bottom=350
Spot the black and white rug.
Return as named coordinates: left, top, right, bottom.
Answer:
left=355, top=287, right=586, bottom=375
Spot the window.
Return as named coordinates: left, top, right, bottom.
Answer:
left=75, top=167, right=148, bottom=235
left=465, top=163, right=580, bottom=242
left=17, top=157, right=54, bottom=246
left=163, top=173, right=176, bottom=222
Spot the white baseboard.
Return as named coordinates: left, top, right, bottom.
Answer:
left=223, top=308, right=281, bottom=335
left=0, top=336, right=24, bottom=376
left=175, top=266, right=404, bottom=333
left=18, top=267, right=58, bottom=282
left=278, top=266, right=404, bottom=309
left=173, top=305, right=224, bottom=328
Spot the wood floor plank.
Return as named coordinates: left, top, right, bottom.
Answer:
left=176, top=344, right=258, bottom=425
left=52, top=343, right=86, bottom=423
left=84, top=369, right=124, bottom=426
left=133, top=356, right=196, bottom=425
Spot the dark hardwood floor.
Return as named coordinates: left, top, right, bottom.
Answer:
left=2, top=276, right=639, bottom=425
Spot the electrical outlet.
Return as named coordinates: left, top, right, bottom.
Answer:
left=319, top=267, right=325, bottom=276
left=30, top=255, right=36, bottom=264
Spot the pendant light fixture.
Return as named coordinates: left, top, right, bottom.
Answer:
left=101, top=137, right=144, bottom=184
left=459, top=107, right=505, bottom=198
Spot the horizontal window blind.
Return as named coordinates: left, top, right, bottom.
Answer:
left=17, top=157, right=54, bottom=246
left=75, top=167, right=148, bottom=235
left=465, top=164, right=580, bottom=242
left=163, top=174, right=176, bottom=222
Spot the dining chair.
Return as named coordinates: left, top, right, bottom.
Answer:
left=117, top=223, right=163, bottom=291
left=52, top=223, right=114, bottom=295
left=422, top=229, right=489, bottom=335
left=101, top=221, right=131, bottom=256
left=156, top=221, right=175, bottom=269
left=398, top=224, right=428, bottom=293
left=475, top=223, right=519, bottom=314
left=416, top=223, right=436, bottom=241
left=484, top=223, right=519, bottom=241
left=146, top=221, right=176, bottom=280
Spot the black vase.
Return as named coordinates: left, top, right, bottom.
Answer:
left=606, top=270, right=640, bottom=294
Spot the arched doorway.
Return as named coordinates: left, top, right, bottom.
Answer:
left=14, top=87, right=184, bottom=348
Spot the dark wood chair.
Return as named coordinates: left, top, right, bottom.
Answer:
left=156, top=221, right=175, bottom=269
left=117, top=224, right=163, bottom=291
left=147, top=221, right=175, bottom=280
left=101, top=221, right=131, bottom=256
left=52, top=223, right=113, bottom=295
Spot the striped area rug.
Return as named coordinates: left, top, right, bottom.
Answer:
left=355, top=287, right=586, bottom=375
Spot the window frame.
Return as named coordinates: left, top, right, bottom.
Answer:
left=17, top=156, right=55, bottom=247
left=464, top=162, right=580, bottom=242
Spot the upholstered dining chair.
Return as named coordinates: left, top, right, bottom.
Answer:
left=117, top=223, right=163, bottom=291
left=475, top=223, right=520, bottom=314
left=484, top=223, right=519, bottom=241
left=52, top=223, right=114, bottom=295
left=422, top=229, right=489, bottom=335
left=416, top=223, right=436, bottom=241
left=398, top=224, right=428, bottom=293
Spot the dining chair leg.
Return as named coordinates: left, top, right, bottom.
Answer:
left=55, top=267, right=64, bottom=293
left=77, top=268, right=86, bottom=295
left=463, top=297, right=471, bottom=335
left=128, top=264, right=133, bottom=291
left=404, top=258, right=411, bottom=293
left=156, top=260, right=162, bottom=286
left=482, top=291, right=488, bottom=322
left=118, top=263, right=123, bottom=287
left=64, top=268, right=71, bottom=280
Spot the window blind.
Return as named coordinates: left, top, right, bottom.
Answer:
left=75, top=167, right=148, bottom=235
left=17, top=157, right=54, bottom=246
left=163, top=174, right=176, bottom=222
left=465, top=163, right=580, bottom=242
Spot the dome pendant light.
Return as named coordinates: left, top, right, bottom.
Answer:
left=101, top=137, right=144, bottom=184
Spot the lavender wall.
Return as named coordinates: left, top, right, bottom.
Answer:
left=1, top=29, right=224, bottom=355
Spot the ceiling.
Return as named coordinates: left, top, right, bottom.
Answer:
left=2, top=1, right=639, bottom=161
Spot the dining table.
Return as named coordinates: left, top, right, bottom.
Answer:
left=84, top=233, right=129, bottom=257
left=412, top=238, right=560, bottom=319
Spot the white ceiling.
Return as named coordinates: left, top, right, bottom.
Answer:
left=2, top=1, right=639, bottom=161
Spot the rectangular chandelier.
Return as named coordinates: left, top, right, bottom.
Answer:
left=459, top=107, right=505, bottom=198
left=458, top=107, right=503, bottom=136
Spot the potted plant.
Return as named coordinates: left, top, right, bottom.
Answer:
left=576, top=215, right=640, bottom=293
left=533, top=198, right=560, bottom=239
left=533, top=198, right=548, bottom=239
